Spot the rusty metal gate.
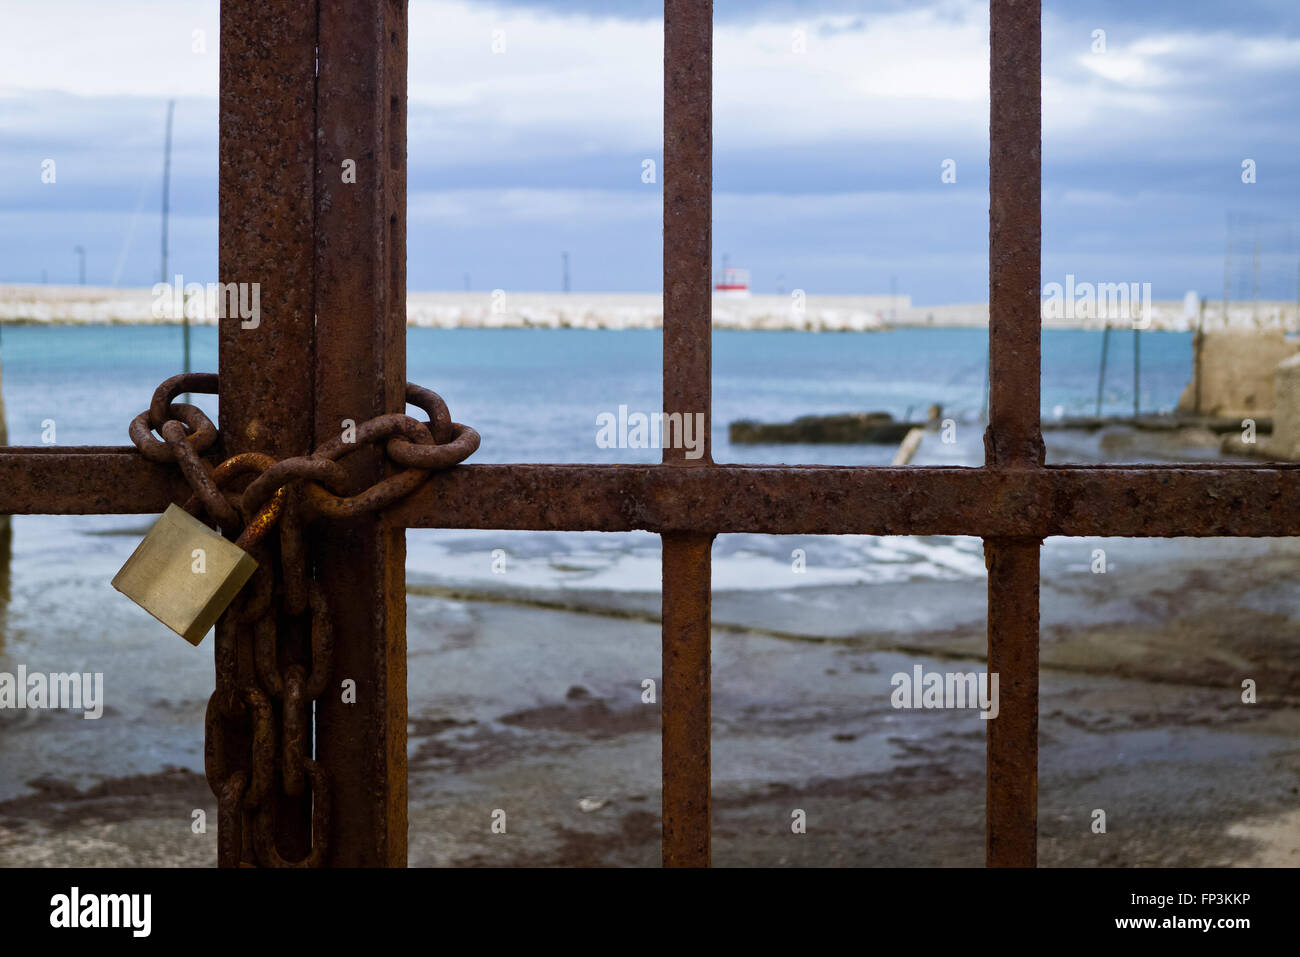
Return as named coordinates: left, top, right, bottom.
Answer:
left=2, top=0, right=1296, bottom=868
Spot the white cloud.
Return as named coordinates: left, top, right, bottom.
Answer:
left=409, top=187, right=658, bottom=225
left=408, top=0, right=992, bottom=163
left=409, top=185, right=985, bottom=227
left=715, top=6, right=989, bottom=142
left=0, top=0, right=219, bottom=98
left=1054, top=27, right=1300, bottom=137
left=408, top=0, right=662, bottom=158
left=9, top=0, right=1296, bottom=168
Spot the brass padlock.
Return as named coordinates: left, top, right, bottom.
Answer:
left=112, top=503, right=258, bottom=646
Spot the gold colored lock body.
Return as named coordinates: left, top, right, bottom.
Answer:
left=112, top=504, right=258, bottom=646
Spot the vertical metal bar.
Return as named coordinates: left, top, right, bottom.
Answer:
left=663, top=2, right=713, bottom=450
left=660, top=533, right=711, bottom=866
left=1223, top=225, right=1231, bottom=328
left=219, top=1, right=317, bottom=456
left=313, top=0, right=409, bottom=867
left=161, top=99, right=174, bottom=286
left=1132, top=326, right=1141, bottom=420
left=987, top=0, right=1043, bottom=472
left=984, top=537, right=1039, bottom=867
left=1194, top=299, right=1205, bottom=414
left=218, top=0, right=319, bottom=866
left=984, top=0, right=1041, bottom=868
left=661, top=0, right=713, bottom=868
left=1095, top=322, right=1109, bottom=418
left=0, top=352, right=8, bottom=629
left=1252, top=239, right=1260, bottom=322
left=163, top=100, right=190, bottom=399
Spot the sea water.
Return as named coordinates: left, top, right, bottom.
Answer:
left=0, top=323, right=1197, bottom=797
left=0, top=324, right=1191, bottom=458
left=0, top=323, right=1193, bottom=594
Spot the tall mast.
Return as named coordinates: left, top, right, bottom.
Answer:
left=162, top=99, right=174, bottom=283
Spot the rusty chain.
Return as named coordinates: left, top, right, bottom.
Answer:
left=130, top=372, right=479, bottom=867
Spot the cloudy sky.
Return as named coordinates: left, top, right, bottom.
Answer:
left=1, top=0, right=1298, bottom=303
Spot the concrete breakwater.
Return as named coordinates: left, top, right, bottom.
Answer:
left=4, top=284, right=1298, bottom=332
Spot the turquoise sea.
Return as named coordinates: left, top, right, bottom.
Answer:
left=0, top=324, right=1191, bottom=463
left=0, top=323, right=1254, bottom=811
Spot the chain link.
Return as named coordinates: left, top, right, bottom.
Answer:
left=134, top=372, right=479, bottom=866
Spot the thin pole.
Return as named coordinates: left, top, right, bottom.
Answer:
left=1252, top=239, right=1260, bottom=324
left=981, top=346, right=989, bottom=423
left=1095, top=321, right=1110, bottom=418
left=161, top=100, right=189, bottom=399
left=1132, top=325, right=1141, bottom=421
left=161, top=100, right=174, bottom=284
left=1223, top=221, right=1231, bottom=328
left=1194, top=298, right=1205, bottom=415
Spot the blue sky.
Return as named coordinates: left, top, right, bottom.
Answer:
left=1, top=0, right=1298, bottom=303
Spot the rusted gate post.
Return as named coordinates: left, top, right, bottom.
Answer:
left=220, top=0, right=408, bottom=865
left=984, top=0, right=1042, bottom=868
left=219, top=0, right=318, bottom=864
left=313, top=0, right=409, bottom=867
left=661, top=0, right=713, bottom=868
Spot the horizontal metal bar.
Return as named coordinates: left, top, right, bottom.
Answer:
left=6, top=453, right=1300, bottom=538
left=0, top=448, right=189, bottom=514
left=388, top=463, right=1300, bottom=537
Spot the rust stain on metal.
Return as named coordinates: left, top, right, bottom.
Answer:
left=218, top=2, right=316, bottom=461
left=660, top=0, right=714, bottom=869
left=984, top=0, right=1043, bottom=869
left=985, top=0, right=1043, bottom=471
left=311, top=0, right=410, bottom=867
left=384, top=464, right=1300, bottom=537
left=661, top=532, right=713, bottom=868
left=984, top=538, right=1039, bottom=867
left=0, top=450, right=190, bottom=514
left=8, top=454, right=1300, bottom=537
left=663, top=0, right=713, bottom=468
left=218, top=0, right=319, bottom=866
left=233, top=487, right=287, bottom=551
